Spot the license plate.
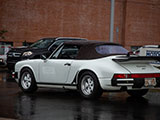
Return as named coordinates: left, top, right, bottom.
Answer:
left=144, top=78, right=156, bottom=87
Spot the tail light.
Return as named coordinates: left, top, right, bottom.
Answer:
left=113, top=73, right=160, bottom=79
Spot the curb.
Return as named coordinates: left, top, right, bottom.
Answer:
left=150, top=88, right=160, bottom=92
left=0, top=118, right=16, bottom=120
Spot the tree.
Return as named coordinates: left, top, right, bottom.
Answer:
left=0, top=30, right=8, bottom=39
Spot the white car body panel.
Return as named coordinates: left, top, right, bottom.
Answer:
left=66, top=57, right=131, bottom=86
left=39, top=59, right=73, bottom=83
left=15, top=59, right=40, bottom=82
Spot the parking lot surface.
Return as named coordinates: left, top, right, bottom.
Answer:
left=0, top=68, right=160, bottom=120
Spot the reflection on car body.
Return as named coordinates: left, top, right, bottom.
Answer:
left=14, top=41, right=160, bottom=99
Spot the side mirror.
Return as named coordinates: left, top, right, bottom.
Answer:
left=41, top=55, right=47, bottom=60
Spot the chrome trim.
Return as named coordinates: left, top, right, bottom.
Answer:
left=117, top=83, right=134, bottom=86
left=117, top=78, right=134, bottom=81
left=37, top=84, right=77, bottom=90
left=116, top=78, right=134, bottom=86
left=8, top=52, right=21, bottom=57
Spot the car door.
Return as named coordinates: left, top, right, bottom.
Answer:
left=39, top=59, right=72, bottom=84
left=39, top=44, right=79, bottom=84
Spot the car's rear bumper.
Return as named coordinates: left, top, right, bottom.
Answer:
left=99, top=76, right=160, bottom=91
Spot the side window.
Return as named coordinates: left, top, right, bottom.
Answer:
left=49, top=41, right=65, bottom=51
left=50, top=46, right=64, bottom=59
left=52, top=45, right=79, bottom=59
left=57, top=45, right=79, bottom=59
left=50, top=45, right=80, bottom=59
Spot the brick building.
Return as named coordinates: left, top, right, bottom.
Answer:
left=0, top=0, right=160, bottom=50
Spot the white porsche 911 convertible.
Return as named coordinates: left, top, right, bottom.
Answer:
left=13, top=41, right=160, bottom=99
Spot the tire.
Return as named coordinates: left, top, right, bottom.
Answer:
left=127, top=89, right=148, bottom=97
left=78, top=71, right=103, bottom=99
left=19, top=68, right=37, bottom=93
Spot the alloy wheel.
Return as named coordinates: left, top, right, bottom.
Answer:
left=21, top=72, right=32, bottom=89
left=81, top=75, right=94, bottom=95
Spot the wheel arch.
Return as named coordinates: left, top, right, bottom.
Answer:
left=76, top=69, right=103, bottom=99
left=18, top=66, right=38, bottom=93
left=19, top=65, right=37, bottom=83
left=76, top=69, right=99, bottom=85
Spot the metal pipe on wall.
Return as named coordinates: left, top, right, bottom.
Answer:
left=109, top=0, right=115, bottom=43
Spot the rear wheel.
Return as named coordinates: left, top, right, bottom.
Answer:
left=19, top=68, right=37, bottom=93
left=78, top=71, right=103, bottom=99
left=127, top=89, right=148, bottom=97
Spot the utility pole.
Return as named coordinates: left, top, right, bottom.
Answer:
left=109, top=0, right=115, bottom=43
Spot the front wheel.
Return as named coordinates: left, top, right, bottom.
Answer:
left=127, top=89, right=148, bottom=97
left=78, top=71, right=103, bottom=99
left=19, top=68, right=37, bottom=93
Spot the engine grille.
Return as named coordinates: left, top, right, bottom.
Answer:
left=7, top=52, right=21, bottom=58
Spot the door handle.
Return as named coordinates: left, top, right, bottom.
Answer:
left=64, top=63, right=71, bottom=66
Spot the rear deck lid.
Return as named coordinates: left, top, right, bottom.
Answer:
left=112, top=56, right=160, bottom=73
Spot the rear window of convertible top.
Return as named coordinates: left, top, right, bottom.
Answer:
left=95, top=45, right=128, bottom=55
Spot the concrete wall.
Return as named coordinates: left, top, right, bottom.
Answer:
left=0, top=0, right=160, bottom=50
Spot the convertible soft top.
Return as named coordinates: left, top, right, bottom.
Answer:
left=63, top=41, right=125, bottom=60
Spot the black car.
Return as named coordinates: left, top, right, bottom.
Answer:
left=7, top=37, right=87, bottom=70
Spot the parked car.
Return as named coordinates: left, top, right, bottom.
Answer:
left=13, top=40, right=160, bottom=99
left=131, top=45, right=160, bottom=67
left=132, top=45, right=160, bottom=56
left=7, top=37, right=87, bottom=70
left=0, top=45, right=11, bottom=66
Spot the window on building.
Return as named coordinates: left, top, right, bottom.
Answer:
left=131, top=46, right=141, bottom=51
left=0, top=41, right=13, bottom=46
left=23, top=41, right=33, bottom=46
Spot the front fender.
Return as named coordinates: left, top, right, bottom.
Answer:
left=15, top=60, right=40, bottom=83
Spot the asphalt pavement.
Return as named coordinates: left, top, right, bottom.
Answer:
left=0, top=68, right=160, bottom=120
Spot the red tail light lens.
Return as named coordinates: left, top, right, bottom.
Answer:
left=113, top=74, right=127, bottom=78
left=113, top=73, right=160, bottom=79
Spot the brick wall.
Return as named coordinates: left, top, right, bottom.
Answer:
left=0, top=0, right=160, bottom=50
left=124, top=0, right=160, bottom=49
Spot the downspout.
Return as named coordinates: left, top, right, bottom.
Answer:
left=109, top=0, right=115, bottom=43
left=121, top=0, right=127, bottom=47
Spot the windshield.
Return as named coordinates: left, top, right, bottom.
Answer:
left=30, top=39, right=55, bottom=49
left=95, top=45, right=128, bottom=55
